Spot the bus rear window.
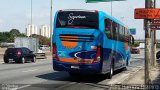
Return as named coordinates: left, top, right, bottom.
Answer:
left=56, top=11, right=99, bottom=29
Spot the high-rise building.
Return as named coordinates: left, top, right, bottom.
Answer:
left=40, top=25, right=51, bottom=38
left=26, top=24, right=38, bottom=37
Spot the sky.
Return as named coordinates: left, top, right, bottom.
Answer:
left=0, top=0, right=160, bottom=39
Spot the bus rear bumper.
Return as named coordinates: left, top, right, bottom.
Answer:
left=53, top=60, right=101, bottom=74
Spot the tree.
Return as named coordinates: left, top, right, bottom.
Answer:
left=30, top=34, right=50, bottom=45
left=10, top=29, right=20, bottom=36
left=0, top=29, right=27, bottom=43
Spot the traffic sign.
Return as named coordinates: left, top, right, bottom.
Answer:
left=150, top=19, right=160, bottom=30
left=129, top=28, right=136, bottom=35
left=151, top=19, right=160, bottom=24
left=150, top=24, right=160, bottom=30
left=134, top=8, right=160, bottom=19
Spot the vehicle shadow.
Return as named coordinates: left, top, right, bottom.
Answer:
left=31, top=69, right=124, bottom=90
left=36, top=71, right=108, bottom=84
left=36, top=68, right=124, bottom=84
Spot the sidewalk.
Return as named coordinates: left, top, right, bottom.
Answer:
left=0, top=54, right=3, bottom=63
left=121, top=62, right=160, bottom=90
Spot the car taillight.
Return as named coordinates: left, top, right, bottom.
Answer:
left=17, top=49, right=21, bottom=58
left=53, top=43, right=59, bottom=60
left=92, top=46, right=101, bottom=63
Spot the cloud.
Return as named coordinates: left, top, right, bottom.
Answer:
left=0, top=19, right=4, bottom=24
left=26, top=10, right=50, bottom=19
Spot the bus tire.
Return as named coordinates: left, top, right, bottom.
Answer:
left=126, top=58, right=129, bottom=66
left=69, top=72, right=78, bottom=77
left=108, top=61, right=114, bottom=79
left=4, top=59, right=9, bottom=63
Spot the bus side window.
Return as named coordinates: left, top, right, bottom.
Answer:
left=105, top=19, right=112, bottom=39
left=112, top=22, right=118, bottom=40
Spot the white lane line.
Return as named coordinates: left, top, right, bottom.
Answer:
left=17, top=85, right=31, bottom=90
left=22, top=69, right=38, bottom=73
left=32, top=61, right=44, bottom=64
left=16, top=77, right=61, bottom=90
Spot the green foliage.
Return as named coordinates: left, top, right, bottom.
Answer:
left=0, top=29, right=27, bottom=43
left=132, top=42, right=140, bottom=47
left=157, top=43, right=160, bottom=48
left=30, top=34, right=50, bottom=46
left=10, top=29, right=20, bottom=36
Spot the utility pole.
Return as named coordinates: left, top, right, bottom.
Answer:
left=30, top=0, right=33, bottom=36
left=151, top=0, right=157, bottom=67
left=50, top=0, right=53, bottom=52
left=144, top=0, right=153, bottom=85
left=31, top=0, right=32, bottom=26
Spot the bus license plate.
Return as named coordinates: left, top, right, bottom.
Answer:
left=71, top=66, right=79, bottom=69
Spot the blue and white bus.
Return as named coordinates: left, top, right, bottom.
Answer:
left=52, top=10, right=134, bottom=78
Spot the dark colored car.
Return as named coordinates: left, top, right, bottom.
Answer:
left=156, top=51, right=160, bottom=59
left=131, top=47, right=140, bottom=54
left=3, top=47, right=36, bottom=64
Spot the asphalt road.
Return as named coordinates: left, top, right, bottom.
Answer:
left=0, top=50, right=145, bottom=90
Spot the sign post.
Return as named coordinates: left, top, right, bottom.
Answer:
left=134, top=0, right=158, bottom=85
left=144, top=0, right=152, bottom=85
left=150, top=0, right=157, bottom=68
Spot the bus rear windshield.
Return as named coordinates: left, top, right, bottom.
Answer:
left=56, top=11, right=99, bottom=29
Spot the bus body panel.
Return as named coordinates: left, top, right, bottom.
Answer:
left=53, top=10, right=131, bottom=75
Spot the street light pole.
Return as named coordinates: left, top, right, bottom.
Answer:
left=50, top=0, right=53, bottom=52
left=111, top=0, right=112, bottom=16
left=31, top=0, right=32, bottom=26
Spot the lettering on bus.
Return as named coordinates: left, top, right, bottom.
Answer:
left=68, top=13, right=86, bottom=25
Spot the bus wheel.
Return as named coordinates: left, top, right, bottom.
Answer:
left=69, top=72, right=78, bottom=77
left=126, top=58, right=129, bottom=66
left=108, top=61, right=114, bottom=79
left=4, top=59, right=9, bottom=63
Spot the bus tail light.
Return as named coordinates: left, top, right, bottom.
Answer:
left=93, top=46, right=101, bottom=63
left=53, top=43, right=59, bottom=60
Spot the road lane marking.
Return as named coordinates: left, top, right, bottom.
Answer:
left=16, top=77, right=62, bottom=90
left=32, top=61, right=45, bottom=64
left=22, top=69, right=38, bottom=73
left=17, top=85, right=31, bottom=90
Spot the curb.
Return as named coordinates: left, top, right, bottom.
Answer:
left=0, top=61, right=4, bottom=64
